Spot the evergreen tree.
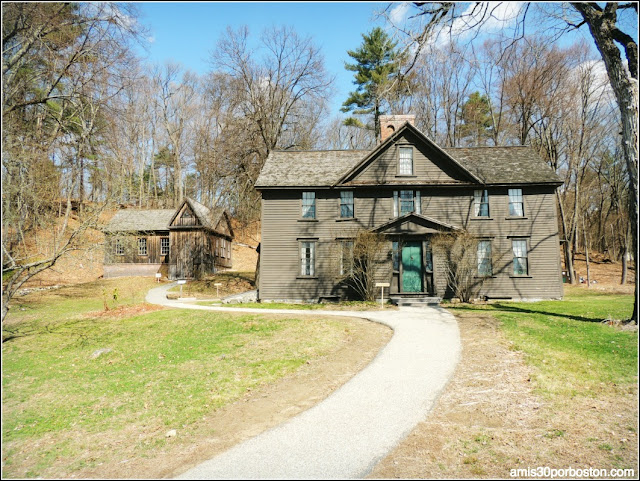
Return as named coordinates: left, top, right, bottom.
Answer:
left=460, top=92, right=493, bottom=146
left=341, top=27, right=403, bottom=139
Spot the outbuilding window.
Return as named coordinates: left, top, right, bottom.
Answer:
left=161, top=237, right=169, bottom=255
left=114, top=238, right=125, bottom=256
left=137, top=238, right=147, bottom=256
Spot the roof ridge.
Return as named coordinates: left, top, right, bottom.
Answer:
left=272, top=149, right=371, bottom=153
left=445, top=145, right=532, bottom=149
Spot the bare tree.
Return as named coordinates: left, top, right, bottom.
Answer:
left=334, top=230, right=388, bottom=302
left=432, top=230, right=484, bottom=303
left=209, top=25, right=333, bottom=222
left=2, top=2, right=144, bottom=323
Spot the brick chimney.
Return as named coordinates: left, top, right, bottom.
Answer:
left=379, top=114, right=416, bottom=142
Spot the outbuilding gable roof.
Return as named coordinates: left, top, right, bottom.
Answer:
left=104, top=209, right=175, bottom=233
left=169, top=198, right=234, bottom=237
left=104, top=199, right=233, bottom=238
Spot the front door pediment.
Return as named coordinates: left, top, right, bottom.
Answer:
left=372, top=213, right=459, bottom=236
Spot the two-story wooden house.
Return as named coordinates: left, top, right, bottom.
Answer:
left=254, top=115, right=564, bottom=303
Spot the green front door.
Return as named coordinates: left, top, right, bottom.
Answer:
left=402, top=242, right=423, bottom=293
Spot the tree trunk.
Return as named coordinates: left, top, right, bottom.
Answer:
left=621, top=243, right=628, bottom=285
left=584, top=221, right=591, bottom=288
left=572, top=2, right=638, bottom=321
left=557, top=190, right=576, bottom=284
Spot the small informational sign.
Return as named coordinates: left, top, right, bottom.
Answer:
left=376, top=283, right=390, bottom=308
left=155, top=273, right=161, bottom=282
left=177, top=279, right=186, bottom=298
left=214, top=282, right=222, bottom=297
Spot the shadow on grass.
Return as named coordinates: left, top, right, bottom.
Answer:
left=451, top=303, right=605, bottom=323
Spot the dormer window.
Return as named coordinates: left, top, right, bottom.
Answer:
left=398, top=147, right=413, bottom=175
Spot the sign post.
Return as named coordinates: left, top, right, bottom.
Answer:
left=177, top=279, right=186, bottom=298
left=214, top=282, right=222, bottom=298
left=375, top=282, right=390, bottom=308
left=155, top=273, right=161, bottom=283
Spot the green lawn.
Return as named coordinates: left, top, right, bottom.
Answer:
left=206, top=301, right=396, bottom=311
left=166, top=271, right=255, bottom=299
left=448, top=286, right=637, bottom=398
left=1, top=278, right=359, bottom=478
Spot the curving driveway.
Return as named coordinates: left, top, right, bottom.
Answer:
left=146, top=284, right=460, bottom=479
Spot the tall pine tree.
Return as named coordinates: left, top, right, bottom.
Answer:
left=341, top=27, right=403, bottom=139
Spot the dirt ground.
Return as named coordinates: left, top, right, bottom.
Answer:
left=59, top=315, right=392, bottom=479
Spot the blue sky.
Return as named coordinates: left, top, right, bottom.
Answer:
left=134, top=2, right=637, bottom=118
left=136, top=2, right=389, bottom=116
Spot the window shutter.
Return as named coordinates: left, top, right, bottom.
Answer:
left=415, top=191, right=421, bottom=214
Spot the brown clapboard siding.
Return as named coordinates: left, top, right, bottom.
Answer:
left=257, top=120, right=563, bottom=302
left=351, top=131, right=468, bottom=185
left=259, top=185, right=563, bottom=301
left=104, top=232, right=169, bottom=265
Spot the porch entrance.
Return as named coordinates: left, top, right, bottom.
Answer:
left=401, top=242, right=423, bottom=292
left=398, top=239, right=434, bottom=295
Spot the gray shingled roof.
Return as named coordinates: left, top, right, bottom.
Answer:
left=443, top=146, right=561, bottom=184
left=182, top=198, right=225, bottom=231
left=255, top=150, right=370, bottom=187
left=104, top=209, right=175, bottom=232
left=255, top=144, right=561, bottom=188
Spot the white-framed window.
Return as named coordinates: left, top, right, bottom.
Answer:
left=474, top=189, right=490, bottom=217
left=302, top=191, right=316, bottom=219
left=477, top=240, right=492, bottom=276
left=340, top=191, right=354, bottom=218
left=512, top=239, right=529, bottom=275
left=508, top=188, right=524, bottom=217
left=339, top=239, right=354, bottom=275
left=393, top=190, right=421, bottom=216
left=398, top=146, right=413, bottom=175
left=137, top=237, right=147, bottom=256
left=114, top=238, right=124, bottom=256
left=300, top=240, right=316, bottom=276
left=161, top=237, right=169, bottom=255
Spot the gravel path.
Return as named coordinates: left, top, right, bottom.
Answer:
left=146, top=284, right=461, bottom=479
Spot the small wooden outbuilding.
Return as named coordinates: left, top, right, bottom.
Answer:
left=103, top=198, right=233, bottom=280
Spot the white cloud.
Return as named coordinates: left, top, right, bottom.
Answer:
left=572, top=59, right=615, bottom=103
left=434, top=1, right=524, bottom=48
left=389, top=2, right=411, bottom=26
